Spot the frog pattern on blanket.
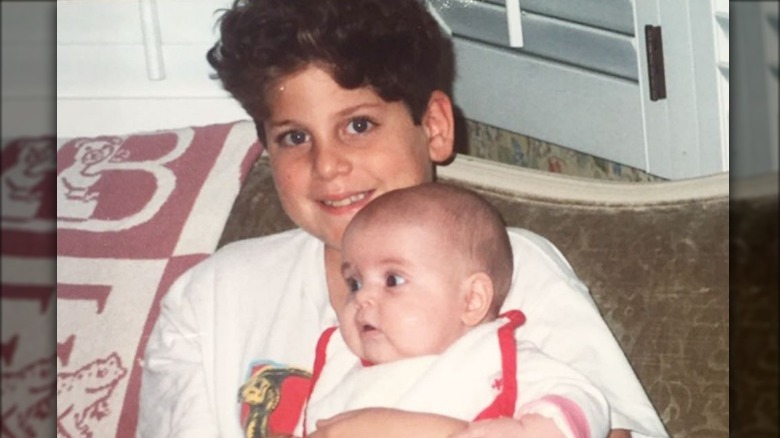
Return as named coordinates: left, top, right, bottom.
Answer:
left=56, top=352, right=127, bottom=438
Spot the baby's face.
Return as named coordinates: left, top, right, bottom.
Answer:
left=338, top=219, right=472, bottom=364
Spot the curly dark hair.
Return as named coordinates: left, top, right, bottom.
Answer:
left=206, top=0, right=454, bottom=137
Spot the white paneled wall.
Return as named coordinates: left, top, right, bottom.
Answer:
left=713, top=0, right=729, bottom=171
left=434, top=0, right=731, bottom=179
left=57, top=0, right=250, bottom=137
left=760, top=1, right=779, bottom=173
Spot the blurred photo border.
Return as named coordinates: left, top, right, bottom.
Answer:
left=0, top=0, right=777, bottom=436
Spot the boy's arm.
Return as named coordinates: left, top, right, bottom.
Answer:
left=452, top=415, right=566, bottom=438
left=308, top=409, right=630, bottom=438
left=308, top=408, right=467, bottom=438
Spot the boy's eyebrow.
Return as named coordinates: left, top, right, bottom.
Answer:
left=266, top=119, right=296, bottom=128
left=335, top=102, right=383, bottom=118
left=267, top=102, right=382, bottom=128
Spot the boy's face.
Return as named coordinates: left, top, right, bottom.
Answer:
left=338, top=218, right=471, bottom=364
left=264, top=65, right=452, bottom=251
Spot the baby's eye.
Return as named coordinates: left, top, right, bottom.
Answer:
left=345, top=117, right=375, bottom=135
left=276, top=130, right=310, bottom=147
left=346, top=277, right=362, bottom=293
left=385, top=274, right=406, bottom=287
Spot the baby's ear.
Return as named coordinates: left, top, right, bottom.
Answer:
left=423, top=90, right=455, bottom=163
left=461, top=272, right=494, bottom=326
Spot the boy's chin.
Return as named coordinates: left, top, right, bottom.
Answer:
left=321, top=233, right=345, bottom=252
left=307, top=223, right=348, bottom=252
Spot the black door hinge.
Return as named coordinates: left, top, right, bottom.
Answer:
left=645, top=25, right=666, bottom=101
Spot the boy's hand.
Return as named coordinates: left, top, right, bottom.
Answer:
left=309, top=408, right=467, bottom=438
left=448, top=415, right=565, bottom=438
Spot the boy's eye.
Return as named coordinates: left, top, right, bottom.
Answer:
left=385, top=274, right=406, bottom=288
left=277, top=130, right=310, bottom=147
left=346, top=277, right=362, bottom=293
left=345, top=117, right=375, bottom=135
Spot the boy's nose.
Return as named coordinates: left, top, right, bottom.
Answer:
left=312, top=143, right=351, bottom=179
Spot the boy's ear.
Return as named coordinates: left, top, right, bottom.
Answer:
left=461, top=272, right=494, bottom=327
left=422, top=90, right=455, bottom=163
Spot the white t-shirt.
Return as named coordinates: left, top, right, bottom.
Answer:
left=138, top=227, right=668, bottom=437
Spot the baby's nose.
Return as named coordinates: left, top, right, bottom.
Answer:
left=353, top=287, right=376, bottom=308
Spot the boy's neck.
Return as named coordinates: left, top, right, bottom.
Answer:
left=324, top=246, right=349, bottom=312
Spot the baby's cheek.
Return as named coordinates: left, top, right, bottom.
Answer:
left=337, top=308, right=362, bottom=354
left=340, top=326, right=363, bottom=357
left=335, top=303, right=354, bottom=327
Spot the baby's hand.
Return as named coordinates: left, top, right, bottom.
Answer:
left=448, top=415, right=565, bottom=438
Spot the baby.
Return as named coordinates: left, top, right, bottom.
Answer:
left=303, top=183, right=610, bottom=438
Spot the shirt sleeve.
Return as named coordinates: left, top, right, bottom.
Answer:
left=513, top=340, right=610, bottom=438
left=503, top=228, right=668, bottom=437
left=138, top=264, right=220, bottom=438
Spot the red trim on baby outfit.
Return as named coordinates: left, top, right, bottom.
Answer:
left=303, top=310, right=527, bottom=435
left=473, top=309, right=526, bottom=420
left=302, top=326, right=338, bottom=437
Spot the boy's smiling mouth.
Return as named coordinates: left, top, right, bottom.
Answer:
left=322, top=192, right=367, bottom=207
left=320, top=190, right=373, bottom=209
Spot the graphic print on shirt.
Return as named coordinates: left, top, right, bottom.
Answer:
left=239, top=362, right=312, bottom=438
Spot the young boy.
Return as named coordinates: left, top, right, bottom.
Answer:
left=139, top=0, right=667, bottom=437
left=303, top=183, right=610, bottom=438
